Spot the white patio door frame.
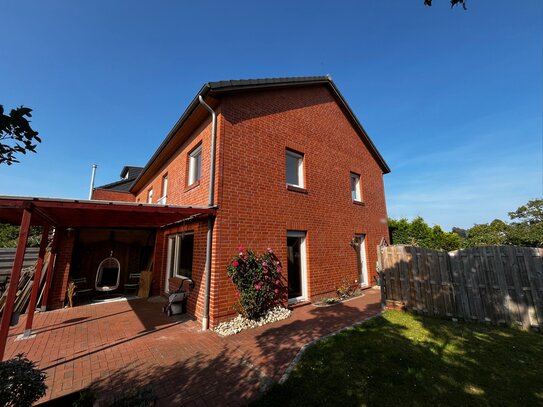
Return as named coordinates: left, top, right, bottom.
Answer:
left=287, top=230, right=308, bottom=304
left=356, top=234, right=369, bottom=288
left=165, top=235, right=175, bottom=293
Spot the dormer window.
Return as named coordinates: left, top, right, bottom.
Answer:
left=188, top=144, right=202, bottom=186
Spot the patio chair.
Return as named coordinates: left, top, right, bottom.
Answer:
left=124, top=273, right=141, bottom=296
left=95, top=253, right=121, bottom=292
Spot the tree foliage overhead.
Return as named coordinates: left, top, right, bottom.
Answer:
left=0, top=105, right=41, bottom=165
left=424, top=0, right=467, bottom=9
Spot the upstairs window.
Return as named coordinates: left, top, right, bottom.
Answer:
left=286, top=149, right=304, bottom=188
left=147, top=188, right=153, bottom=203
left=350, top=173, right=362, bottom=202
left=159, top=174, right=168, bottom=205
left=188, top=145, right=202, bottom=186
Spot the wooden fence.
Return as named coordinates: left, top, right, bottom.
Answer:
left=378, top=245, right=543, bottom=330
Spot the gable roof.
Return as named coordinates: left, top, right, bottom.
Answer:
left=130, top=76, right=390, bottom=192
left=95, top=165, right=144, bottom=193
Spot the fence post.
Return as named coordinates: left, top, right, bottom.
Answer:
left=377, top=244, right=386, bottom=309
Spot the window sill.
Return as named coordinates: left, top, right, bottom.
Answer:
left=287, top=184, right=308, bottom=194
left=185, top=180, right=200, bottom=192
left=353, top=200, right=366, bottom=207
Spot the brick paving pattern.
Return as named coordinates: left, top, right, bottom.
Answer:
left=4, top=289, right=381, bottom=406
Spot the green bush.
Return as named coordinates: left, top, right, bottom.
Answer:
left=0, top=353, right=47, bottom=407
left=227, top=247, right=286, bottom=320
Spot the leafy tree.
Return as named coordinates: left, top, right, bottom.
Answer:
left=463, top=219, right=509, bottom=247
left=508, top=199, right=543, bottom=225
left=390, top=199, right=542, bottom=250
left=430, top=225, right=463, bottom=251
left=0, top=105, right=41, bottom=165
left=424, top=0, right=467, bottom=9
left=0, top=224, right=42, bottom=248
left=388, top=218, right=412, bottom=245
left=452, top=227, right=467, bottom=239
left=507, top=199, right=543, bottom=247
left=389, top=217, right=462, bottom=251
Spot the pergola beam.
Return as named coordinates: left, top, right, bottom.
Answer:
left=0, top=208, right=32, bottom=361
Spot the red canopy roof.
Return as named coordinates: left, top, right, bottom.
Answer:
left=0, top=196, right=216, bottom=228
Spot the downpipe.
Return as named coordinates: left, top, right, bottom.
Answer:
left=198, top=95, right=217, bottom=331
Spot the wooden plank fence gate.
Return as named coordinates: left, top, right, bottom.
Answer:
left=377, top=245, right=543, bottom=331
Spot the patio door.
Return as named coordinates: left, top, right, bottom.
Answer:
left=355, top=234, right=369, bottom=288
left=287, top=231, right=307, bottom=304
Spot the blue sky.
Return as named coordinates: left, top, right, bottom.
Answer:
left=1, top=0, right=541, bottom=230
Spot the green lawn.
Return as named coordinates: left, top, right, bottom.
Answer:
left=253, top=311, right=543, bottom=407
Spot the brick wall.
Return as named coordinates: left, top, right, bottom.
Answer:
left=133, top=118, right=217, bottom=207
left=92, top=189, right=136, bottom=202
left=156, top=218, right=210, bottom=320
left=209, top=85, right=389, bottom=325
left=47, top=228, right=75, bottom=310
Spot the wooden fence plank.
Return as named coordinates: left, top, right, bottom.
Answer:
left=380, top=245, right=543, bottom=331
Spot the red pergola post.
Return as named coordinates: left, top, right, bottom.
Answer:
left=24, top=224, right=50, bottom=337
left=40, top=228, right=60, bottom=312
left=0, top=208, right=32, bottom=361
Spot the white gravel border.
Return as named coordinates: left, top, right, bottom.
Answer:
left=214, top=306, right=292, bottom=336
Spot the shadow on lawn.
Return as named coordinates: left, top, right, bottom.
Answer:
left=252, top=310, right=543, bottom=407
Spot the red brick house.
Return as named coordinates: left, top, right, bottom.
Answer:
left=0, top=76, right=390, bottom=336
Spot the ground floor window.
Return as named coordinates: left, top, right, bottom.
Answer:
left=166, top=232, right=194, bottom=280
left=287, top=230, right=307, bottom=303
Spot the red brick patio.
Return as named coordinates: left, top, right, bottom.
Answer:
left=4, top=289, right=381, bottom=406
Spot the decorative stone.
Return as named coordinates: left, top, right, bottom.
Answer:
left=214, top=306, right=292, bottom=336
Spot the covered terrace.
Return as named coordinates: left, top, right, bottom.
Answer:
left=0, top=195, right=216, bottom=361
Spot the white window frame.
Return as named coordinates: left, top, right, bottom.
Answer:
left=286, top=150, right=304, bottom=188
left=350, top=173, right=362, bottom=202
left=188, top=145, right=202, bottom=186
left=147, top=188, right=153, bottom=204
left=165, top=232, right=194, bottom=292
left=287, top=230, right=308, bottom=305
left=158, top=174, right=168, bottom=205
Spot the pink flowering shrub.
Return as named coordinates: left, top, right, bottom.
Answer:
left=227, top=247, right=286, bottom=320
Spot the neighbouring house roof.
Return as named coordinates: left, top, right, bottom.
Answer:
left=94, top=166, right=144, bottom=193
left=130, top=75, right=391, bottom=193
left=0, top=196, right=216, bottom=229
left=120, top=166, right=144, bottom=180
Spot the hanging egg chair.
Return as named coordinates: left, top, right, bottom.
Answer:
left=95, top=252, right=121, bottom=292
